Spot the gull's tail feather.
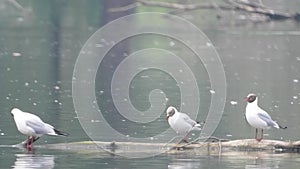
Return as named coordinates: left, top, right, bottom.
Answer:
left=54, top=129, right=69, bottom=136
left=279, top=125, right=287, bottom=129
left=196, top=121, right=205, bottom=127
left=273, top=121, right=287, bottom=129
left=192, top=125, right=202, bottom=131
left=194, top=123, right=201, bottom=127
left=192, top=121, right=205, bottom=131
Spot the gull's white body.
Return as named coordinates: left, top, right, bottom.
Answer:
left=245, top=95, right=280, bottom=130
left=166, top=106, right=201, bottom=135
left=11, top=108, right=62, bottom=137
left=245, top=93, right=286, bottom=142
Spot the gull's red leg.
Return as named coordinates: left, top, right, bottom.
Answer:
left=27, top=136, right=34, bottom=151
left=255, top=128, right=258, bottom=140
left=255, top=129, right=263, bottom=142
left=26, top=136, right=30, bottom=149
left=183, top=136, right=189, bottom=143
left=256, top=129, right=263, bottom=142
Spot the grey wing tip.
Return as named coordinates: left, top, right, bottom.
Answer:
left=54, top=129, right=69, bottom=136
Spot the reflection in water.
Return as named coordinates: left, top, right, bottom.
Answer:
left=168, top=159, right=201, bottom=169
left=12, top=154, right=54, bottom=169
left=245, top=158, right=280, bottom=169
left=223, top=151, right=285, bottom=169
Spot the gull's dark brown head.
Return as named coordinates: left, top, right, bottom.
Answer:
left=166, top=106, right=177, bottom=120
left=246, top=93, right=257, bottom=103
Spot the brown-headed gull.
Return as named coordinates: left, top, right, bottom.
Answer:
left=11, top=108, right=68, bottom=150
left=166, top=106, right=201, bottom=144
left=245, top=93, right=286, bottom=142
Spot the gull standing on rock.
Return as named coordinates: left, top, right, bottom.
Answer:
left=11, top=108, right=69, bottom=150
left=166, top=106, right=202, bottom=144
left=245, top=93, right=287, bottom=142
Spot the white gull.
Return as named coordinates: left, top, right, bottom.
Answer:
left=11, top=108, right=68, bottom=150
left=166, top=106, right=201, bottom=144
left=245, top=94, right=286, bottom=141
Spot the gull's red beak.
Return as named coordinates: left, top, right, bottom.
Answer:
left=166, top=115, right=169, bottom=120
left=244, top=97, right=248, bottom=101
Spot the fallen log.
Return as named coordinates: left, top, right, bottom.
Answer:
left=27, top=139, right=300, bottom=156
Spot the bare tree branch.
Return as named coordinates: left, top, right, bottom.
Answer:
left=108, top=0, right=300, bottom=22
left=224, top=0, right=292, bottom=20
left=108, top=2, right=141, bottom=12
left=109, top=0, right=233, bottom=12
